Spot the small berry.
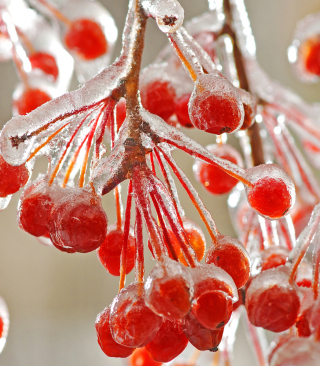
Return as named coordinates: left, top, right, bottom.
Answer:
left=29, top=52, right=59, bottom=80
left=174, top=94, right=193, bottom=128
left=130, top=348, right=162, bottom=366
left=14, top=88, right=51, bottom=115
left=301, top=36, right=320, bottom=76
left=65, top=19, right=107, bottom=60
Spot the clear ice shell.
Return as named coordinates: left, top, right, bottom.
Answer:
left=244, top=163, right=296, bottom=220
left=288, top=11, right=320, bottom=83
left=144, top=256, right=194, bottom=320
left=270, top=337, right=320, bottom=366
left=142, top=0, right=184, bottom=33
left=0, top=296, right=9, bottom=354
left=0, top=60, right=125, bottom=166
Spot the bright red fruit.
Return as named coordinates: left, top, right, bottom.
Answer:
left=0, top=154, right=29, bottom=197
left=14, top=88, right=51, bottom=115
left=141, top=80, right=176, bottom=121
left=110, top=282, right=162, bottom=348
left=259, top=247, right=289, bottom=272
left=64, top=19, right=107, bottom=60
left=29, top=52, right=59, bottom=80
left=301, top=36, right=320, bottom=76
left=145, top=320, right=188, bottom=363
left=0, top=316, right=3, bottom=338
left=189, top=73, right=244, bottom=135
left=174, top=94, right=193, bottom=128
left=48, top=189, right=108, bottom=253
left=193, top=144, right=243, bottom=195
left=144, top=257, right=193, bottom=320
left=246, top=164, right=295, bottom=219
left=130, top=348, right=162, bottom=366
left=97, top=225, right=135, bottom=276
left=95, top=306, right=134, bottom=358
left=183, top=311, right=224, bottom=351
left=296, top=306, right=312, bottom=337
left=205, top=235, right=250, bottom=289
left=18, top=179, right=55, bottom=237
left=245, top=266, right=300, bottom=332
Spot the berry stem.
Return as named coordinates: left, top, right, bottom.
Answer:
left=119, top=180, right=133, bottom=291
left=78, top=109, right=104, bottom=187
left=48, top=114, right=90, bottom=185
left=157, top=146, right=219, bottom=242
left=288, top=203, right=320, bottom=284
left=37, top=0, right=72, bottom=27
left=134, top=207, right=144, bottom=283
left=149, top=191, right=179, bottom=261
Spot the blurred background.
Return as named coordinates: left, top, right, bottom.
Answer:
left=1, top=0, right=320, bottom=365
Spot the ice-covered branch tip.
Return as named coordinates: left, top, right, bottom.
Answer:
left=141, top=0, right=184, bottom=33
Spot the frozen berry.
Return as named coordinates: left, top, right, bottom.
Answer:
left=14, top=88, right=51, bottom=115
left=29, top=52, right=59, bottom=80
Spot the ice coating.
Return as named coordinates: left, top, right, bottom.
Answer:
left=270, top=337, right=320, bottom=366
left=144, top=256, right=194, bottom=320
left=191, top=263, right=238, bottom=302
left=245, top=266, right=300, bottom=332
left=142, top=0, right=184, bottom=33
left=0, top=296, right=9, bottom=354
left=110, top=282, right=162, bottom=348
left=245, top=163, right=296, bottom=220
left=189, top=73, right=244, bottom=134
left=0, top=61, right=124, bottom=166
left=288, top=11, right=320, bottom=82
left=288, top=203, right=320, bottom=272
left=141, top=110, right=248, bottom=183
left=238, top=88, right=257, bottom=129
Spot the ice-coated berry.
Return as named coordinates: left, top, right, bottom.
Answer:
left=141, top=80, right=176, bottom=121
left=144, top=256, right=194, bottom=320
left=183, top=311, right=223, bottom=351
left=110, top=282, right=162, bottom=348
left=174, top=93, right=193, bottom=128
left=65, top=19, right=107, bottom=60
left=13, top=88, right=51, bottom=115
left=205, top=235, right=250, bottom=289
left=246, top=266, right=300, bottom=332
left=48, top=189, right=108, bottom=253
left=189, top=73, right=244, bottom=135
left=29, top=52, right=59, bottom=80
left=193, top=144, right=243, bottom=195
left=145, top=319, right=188, bottom=363
left=0, top=154, right=29, bottom=197
left=301, top=36, right=320, bottom=76
left=245, top=164, right=295, bottom=219
left=97, top=225, right=135, bottom=276
left=95, top=306, right=134, bottom=358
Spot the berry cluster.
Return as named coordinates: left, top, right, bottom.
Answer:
left=0, top=0, right=320, bottom=365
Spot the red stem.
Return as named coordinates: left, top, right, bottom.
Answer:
left=134, top=207, right=144, bottom=283
left=119, top=180, right=133, bottom=291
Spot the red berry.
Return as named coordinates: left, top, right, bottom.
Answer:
left=18, top=179, right=55, bottom=237
left=97, top=225, right=135, bottom=276
left=166, top=219, right=206, bottom=266
left=193, top=144, right=243, bottom=195
left=191, top=264, right=237, bottom=330
left=296, top=306, right=312, bottom=337
left=110, top=282, right=162, bottom=348
left=130, top=348, right=163, bottom=366
left=189, top=73, right=244, bottom=135
left=144, top=257, right=193, bottom=320
left=145, top=319, right=188, bottom=363
left=183, top=311, right=224, bottom=351
left=95, top=306, right=134, bottom=358
left=48, top=189, right=108, bottom=253
left=0, top=154, right=29, bottom=197
left=64, top=19, right=108, bottom=60
left=14, top=88, right=51, bottom=115
left=259, top=247, right=289, bottom=272
left=205, top=235, right=250, bottom=289
left=301, top=36, right=320, bottom=76
left=174, top=94, right=193, bottom=128
left=0, top=316, right=3, bottom=339
left=29, top=52, right=59, bottom=80
left=245, top=266, right=300, bottom=332
left=141, top=80, right=176, bottom=121
left=246, top=164, right=295, bottom=219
